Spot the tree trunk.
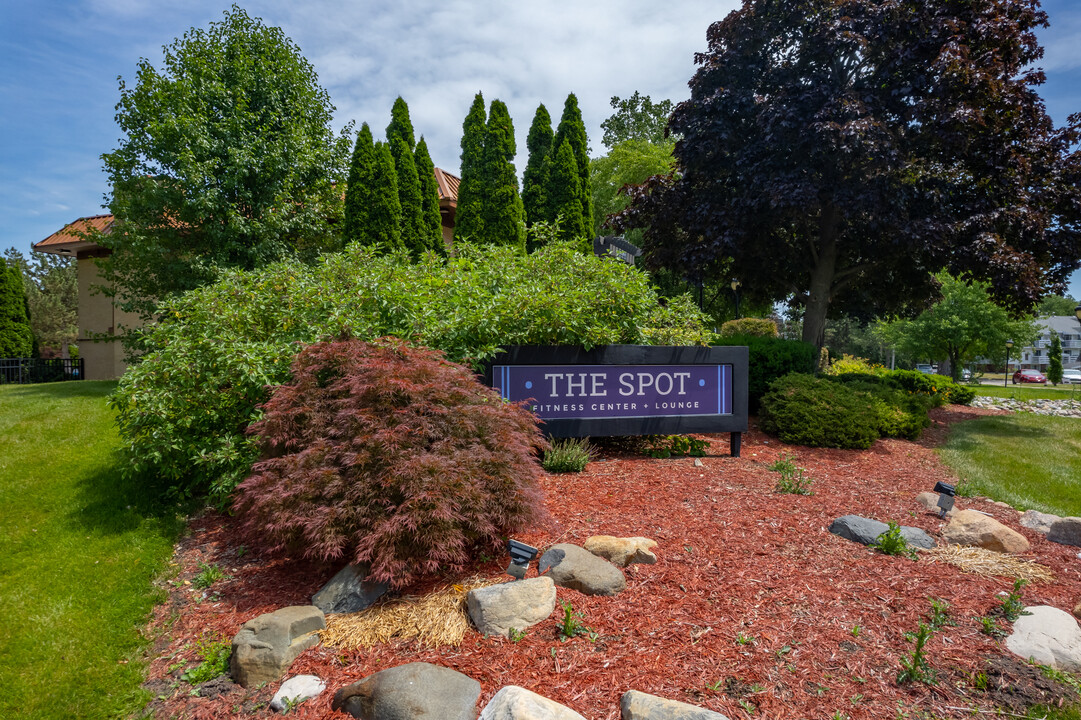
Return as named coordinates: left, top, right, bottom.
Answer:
left=802, top=206, right=839, bottom=350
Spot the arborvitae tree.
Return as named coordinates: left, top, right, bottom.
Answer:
left=1048, top=333, right=1064, bottom=385
left=551, top=93, right=593, bottom=241
left=344, top=123, right=376, bottom=243
left=479, top=100, right=526, bottom=251
left=344, top=125, right=402, bottom=250
left=414, top=136, right=445, bottom=254
left=546, top=138, right=588, bottom=251
left=453, top=93, right=487, bottom=244
left=523, top=104, right=553, bottom=228
left=0, top=260, right=34, bottom=358
left=372, top=142, right=403, bottom=251
left=386, top=96, right=416, bottom=151
left=391, top=137, right=427, bottom=257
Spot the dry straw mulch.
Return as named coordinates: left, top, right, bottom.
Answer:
left=925, top=545, right=1055, bottom=583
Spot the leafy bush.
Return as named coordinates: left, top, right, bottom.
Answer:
left=871, top=521, right=918, bottom=560
left=885, top=370, right=974, bottom=406
left=824, top=354, right=886, bottom=376
left=758, top=374, right=880, bottom=449
left=718, top=317, right=778, bottom=338
left=712, top=335, right=817, bottom=411
left=110, top=242, right=709, bottom=501
left=232, top=338, right=548, bottom=589
left=641, top=435, right=710, bottom=458
left=828, top=376, right=932, bottom=440
left=543, top=437, right=595, bottom=473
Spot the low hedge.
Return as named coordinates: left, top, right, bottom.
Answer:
left=713, top=334, right=817, bottom=411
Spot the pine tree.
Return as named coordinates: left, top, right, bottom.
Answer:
left=0, top=260, right=33, bottom=358
left=414, top=136, right=445, bottom=254
left=1048, top=333, right=1064, bottom=385
left=386, top=96, right=416, bottom=151
left=453, top=93, right=487, bottom=244
left=344, top=125, right=402, bottom=250
left=546, top=138, right=588, bottom=251
left=551, top=93, right=593, bottom=244
left=391, top=137, right=427, bottom=257
left=479, top=100, right=526, bottom=251
left=523, top=104, right=553, bottom=228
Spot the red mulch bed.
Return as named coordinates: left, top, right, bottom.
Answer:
left=140, top=406, right=1081, bottom=719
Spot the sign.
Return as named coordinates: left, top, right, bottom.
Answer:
left=593, top=235, right=642, bottom=265
left=483, top=345, right=748, bottom=456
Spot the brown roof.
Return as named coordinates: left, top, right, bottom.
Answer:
left=33, top=214, right=115, bottom=255
left=434, top=167, right=459, bottom=205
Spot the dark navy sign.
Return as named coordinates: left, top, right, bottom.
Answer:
left=493, top=364, right=732, bottom=421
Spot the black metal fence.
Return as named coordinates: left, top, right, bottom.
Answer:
left=0, top=358, right=84, bottom=384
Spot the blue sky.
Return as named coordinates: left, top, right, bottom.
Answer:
left=2, top=0, right=1080, bottom=298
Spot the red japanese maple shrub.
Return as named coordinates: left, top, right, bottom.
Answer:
left=232, top=337, right=548, bottom=589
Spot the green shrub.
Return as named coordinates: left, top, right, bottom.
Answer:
left=641, top=435, right=710, bottom=458
left=758, top=374, right=880, bottom=449
left=543, top=437, right=594, bottom=473
left=110, top=242, right=709, bottom=501
left=718, top=317, right=778, bottom=338
left=232, top=338, right=548, bottom=589
left=829, top=376, right=932, bottom=440
left=884, top=370, right=974, bottom=406
left=824, top=354, right=886, bottom=376
left=713, top=335, right=817, bottom=411
left=871, top=521, right=918, bottom=560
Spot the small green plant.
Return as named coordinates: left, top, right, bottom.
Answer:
left=558, top=600, right=591, bottom=642
left=508, top=628, right=527, bottom=643
left=927, top=598, right=956, bottom=629
left=831, top=713, right=849, bottom=720
left=976, top=615, right=1007, bottom=639
left=642, top=434, right=710, bottom=458
left=870, top=522, right=918, bottom=561
left=235, top=545, right=246, bottom=559
left=181, top=636, right=231, bottom=685
left=281, top=695, right=306, bottom=715
left=706, top=679, right=724, bottom=692
left=192, top=562, right=227, bottom=589
left=769, top=453, right=814, bottom=495
left=850, top=625, right=861, bottom=638
left=896, top=622, right=937, bottom=685
left=996, top=578, right=1031, bottom=622
left=737, top=698, right=756, bottom=715
left=736, top=632, right=755, bottom=646
left=542, top=437, right=595, bottom=473
left=973, top=671, right=989, bottom=691
left=1038, top=664, right=1081, bottom=696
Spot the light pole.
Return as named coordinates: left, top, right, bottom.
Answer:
left=731, top=279, right=741, bottom=320
left=1004, top=339, right=1014, bottom=387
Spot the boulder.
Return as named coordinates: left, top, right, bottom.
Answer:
left=230, top=606, right=325, bottom=688
left=538, top=543, right=626, bottom=596
left=1005, top=605, right=1081, bottom=672
left=584, top=536, right=658, bottom=567
left=621, top=689, right=730, bottom=719
left=479, top=686, right=587, bottom=720
left=313, top=564, right=389, bottom=615
left=828, top=515, right=935, bottom=550
left=332, top=662, right=480, bottom=720
left=1019, top=510, right=1061, bottom=536
left=1073, top=601, right=1081, bottom=621
left=270, top=675, right=326, bottom=712
left=1047, top=517, right=1081, bottom=548
left=942, top=509, right=1030, bottom=553
left=467, top=577, right=556, bottom=638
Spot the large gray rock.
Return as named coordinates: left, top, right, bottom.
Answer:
left=828, top=515, right=935, bottom=550
left=538, top=543, right=627, bottom=596
left=1019, top=510, right=1061, bottom=535
left=230, top=606, right=325, bottom=688
left=467, top=577, right=556, bottom=638
left=1048, top=517, right=1081, bottom=547
left=270, top=675, right=326, bottom=712
left=331, top=662, right=480, bottom=720
left=942, top=509, right=1030, bottom=553
left=584, top=535, right=658, bottom=567
left=479, top=686, right=587, bottom=720
left=621, top=689, right=730, bottom=719
left=1005, top=605, right=1081, bottom=672
left=313, top=564, right=389, bottom=615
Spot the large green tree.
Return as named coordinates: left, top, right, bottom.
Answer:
left=600, top=91, right=674, bottom=148
left=344, top=124, right=403, bottom=250
left=453, top=93, right=487, bottom=245
left=1048, top=332, right=1064, bottom=385
left=386, top=96, right=416, bottom=151
left=1037, top=294, right=1080, bottom=317
left=385, top=99, right=428, bottom=256
left=619, top=0, right=1081, bottom=349
left=523, top=104, right=553, bottom=229
left=414, top=137, right=445, bottom=254
left=99, top=5, right=352, bottom=317
left=877, top=274, right=1038, bottom=381
left=478, top=100, right=526, bottom=250
left=550, top=94, right=593, bottom=244
left=0, top=260, right=34, bottom=357
left=546, top=139, right=588, bottom=250
left=3, top=248, right=77, bottom=356
left=590, top=138, right=674, bottom=237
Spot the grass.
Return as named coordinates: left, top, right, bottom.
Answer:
left=0, top=381, right=185, bottom=720
left=939, top=413, right=1081, bottom=517
left=974, top=384, right=1081, bottom=400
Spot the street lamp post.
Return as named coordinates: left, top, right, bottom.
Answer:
left=731, top=279, right=741, bottom=320
left=1004, top=339, right=1014, bottom=387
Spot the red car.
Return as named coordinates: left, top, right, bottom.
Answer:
left=1012, top=369, right=1047, bottom=385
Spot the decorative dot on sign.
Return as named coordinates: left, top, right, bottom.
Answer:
left=525, top=381, right=533, bottom=389
left=699, top=379, right=706, bottom=387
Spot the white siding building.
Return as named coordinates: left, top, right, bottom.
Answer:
left=1018, top=316, right=1081, bottom=371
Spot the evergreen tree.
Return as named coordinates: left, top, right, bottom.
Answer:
left=344, top=123, right=376, bottom=243
left=479, top=100, right=526, bottom=251
left=372, top=142, right=403, bottom=252
left=453, top=93, right=487, bottom=244
left=344, top=126, right=402, bottom=251
left=1048, top=333, right=1064, bottom=385
left=391, top=137, right=427, bottom=257
left=551, top=93, right=593, bottom=242
left=523, top=103, right=553, bottom=228
left=546, top=138, right=588, bottom=251
left=0, top=260, right=33, bottom=358
left=414, top=136, right=445, bottom=254
left=386, top=96, right=416, bottom=151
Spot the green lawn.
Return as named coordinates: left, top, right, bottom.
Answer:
left=974, top=384, right=1081, bottom=401
left=0, top=381, right=185, bottom=720
left=939, top=412, right=1081, bottom=517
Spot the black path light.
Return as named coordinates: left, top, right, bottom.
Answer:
left=933, top=481, right=956, bottom=518
left=506, top=539, right=539, bottom=580
left=731, top=278, right=741, bottom=320
left=1004, top=339, right=1014, bottom=387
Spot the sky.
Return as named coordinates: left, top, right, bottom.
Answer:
left=2, top=0, right=1080, bottom=298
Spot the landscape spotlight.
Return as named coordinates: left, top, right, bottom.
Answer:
left=933, top=481, right=956, bottom=517
left=506, top=539, right=539, bottom=580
